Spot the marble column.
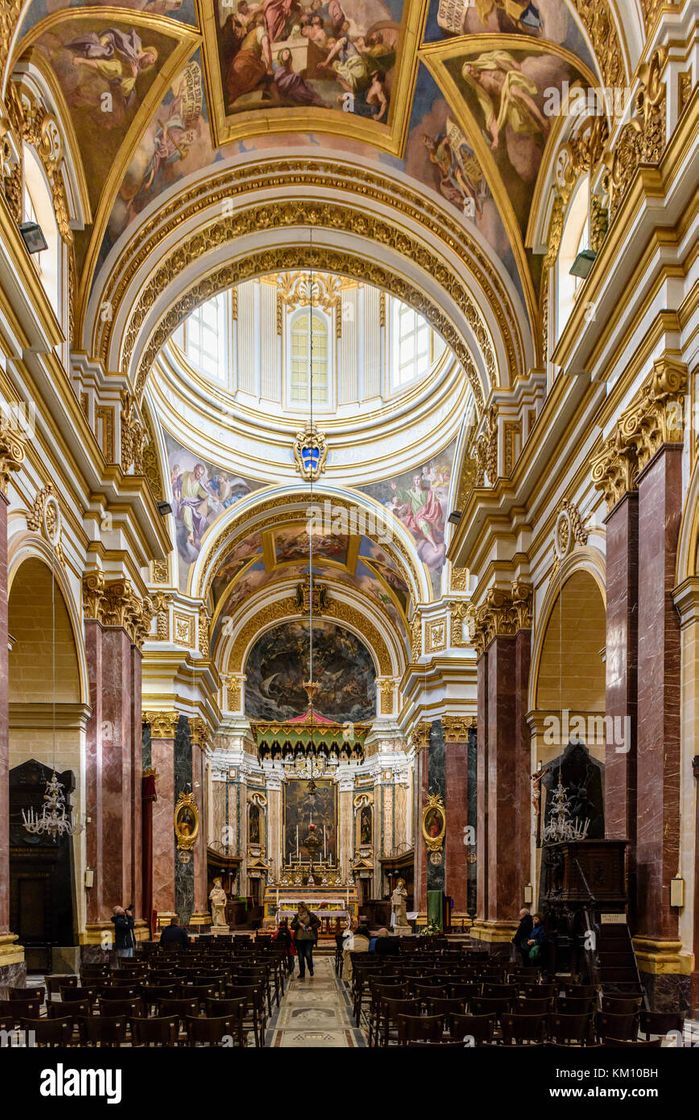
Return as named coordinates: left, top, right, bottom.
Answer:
left=266, top=773, right=283, bottom=881
left=634, top=445, right=685, bottom=1007
left=604, top=492, right=638, bottom=920
left=473, top=601, right=531, bottom=946
left=82, top=575, right=150, bottom=948
left=144, top=712, right=178, bottom=925
left=443, top=717, right=473, bottom=919
left=174, top=717, right=194, bottom=925
left=0, top=427, right=26, bottom=983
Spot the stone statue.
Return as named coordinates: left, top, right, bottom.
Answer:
left=391, top=878, right=409, bottom=932
left=209, top=877, right=228, bottom=928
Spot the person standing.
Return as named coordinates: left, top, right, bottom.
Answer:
left=111, top=904, right=135, bottom=960
left=273, top=917, right=295, bottom=975
left=291, top=904, right=320, bottom=979
left=512, top=907, right=533, bottom=967
left=526, top=912, right=547, bottom=971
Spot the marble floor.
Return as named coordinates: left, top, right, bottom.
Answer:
left=265, top=956, right=366, bottom=1048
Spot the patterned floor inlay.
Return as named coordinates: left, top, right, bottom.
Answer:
left=267, top=957, right=366, bottom=1048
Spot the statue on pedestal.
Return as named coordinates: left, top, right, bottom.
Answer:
left=391, top=878, right=410, bottom=933
left=209, top=877, right=228, bottom=929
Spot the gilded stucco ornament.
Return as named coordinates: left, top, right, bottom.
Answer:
left=0, top=412, right=26, bottom=496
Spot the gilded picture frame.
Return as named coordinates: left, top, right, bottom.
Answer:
left=422, top=793, right=446, bottom=853
left=174, top=790, right=199, bottom=851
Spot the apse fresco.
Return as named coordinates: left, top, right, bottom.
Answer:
left=441, top=47, right=585, bottom=233
left=211, top=0, right=404, bottom=120
left=404, top=65, right=517, bottom=288
left=423, top=0, right=596, bottom=73
left=272, top=524, right=349, bottom=566
left=359, top=443, right=455, bottom=595
left=165, top=432, right=265, bottom=589
left=284, top=778, right=337, bottom=863
left=245, top=620, right=376, bottom=722
left=105, top=52, right=217, bottom=260
left=358, top=540, right=410, bottom=613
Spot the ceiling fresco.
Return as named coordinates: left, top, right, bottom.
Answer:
left=9, top=0, right=609, bottom=339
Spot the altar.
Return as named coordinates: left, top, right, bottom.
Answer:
left=264, top=883, right=356, bottom=932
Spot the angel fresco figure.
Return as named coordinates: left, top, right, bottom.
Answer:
left=461, top=51, right=549, bottom=152
left=66, top=28, right=158, bottom=109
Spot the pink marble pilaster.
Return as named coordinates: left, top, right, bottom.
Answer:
left=476, top=653, right=488, bottom=920
left=193, top=744, right=208, bottom=916
left=635, top=446, right=682, bottom=940
left=150, top=737, right=175, bottom=917
left=130, top=646, right=143, bottom=922
left=415, top=740, right=429, bottom=913
left=84, top=620, right=104, bottom=925
left=100, top=627, right=135, bottom=914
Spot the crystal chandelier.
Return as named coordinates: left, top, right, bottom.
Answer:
left=542, top=777, right=590, bottom=844
left=22, top=568, right=82, bottom=838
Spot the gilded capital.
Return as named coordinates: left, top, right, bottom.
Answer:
left=143, top=710, right=179, bottom=739
left=82, top=571, right=154, bottom=646
left=189, top=717, right=211, bottom=751
left=471, top=580, right=532, bottom=657
left=590, top=429, right=638, bottom=510
left=0, top=414, right=26, bottom=496
left=442, top=715, right=477, bottom=743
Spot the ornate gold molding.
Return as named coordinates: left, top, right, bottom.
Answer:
left=92, top=160, right=523, bottom=387
left=425, top=618, right=447, bottom=654
left=27, top=484, right=64, bottom=563
left=471, top=580, right=533, bottom=657
left=377, top=679, right=395, bottom=715
left=603, top=47, right=667, bottom=222
left=120, top=390, right=147, bottom=476
left=591, top=356, right=688, bottom=508
left=198, top=603, right=211, bottom=658
left=221, top=672, right=244, bottom=711
left=472, top=404, right=498, bottom=486
left=410, top=613, right=423, bottom=660
left=0, top=413, right=26, bottom=496
left=450, top=566, right=469, bottom=592
left=4, top=80, right=72, bottom=244
left=152, top=591, right=171, bottom=642
left=143, top=710, right=179, bottom=739
left=151, top=559, right=169, bottom=584
left=410, top=722, right=431, bottom=754
left=188, top=717, right=211, bottom=751
left=450, top=600, right=474, bottom=649
left=553, top=499, right=589, bottom=570
left=81, top=572, right=154, bottom=648
left=567, top=0, right=627, bottom=92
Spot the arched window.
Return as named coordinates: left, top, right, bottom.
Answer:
left=555, top=176, right=590, bottom=341
left=389, top=299, right=440, bottom=390
left=289, top=309, right=329, bottom=405
left=23, top=143, right=62, bottom=323
left=179, top=292, right=227, bottom=380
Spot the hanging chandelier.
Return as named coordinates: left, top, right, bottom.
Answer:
left=22, top=568, right=82, bottom=839
left=254, top=244, right=365, bottom=770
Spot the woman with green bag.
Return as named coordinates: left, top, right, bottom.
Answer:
left=527, top=913, right=546, bottom=966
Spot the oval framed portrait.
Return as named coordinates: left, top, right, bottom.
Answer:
left=174, top=791, right=199, bottom=850
left=422, top=795, right=446, bottom=851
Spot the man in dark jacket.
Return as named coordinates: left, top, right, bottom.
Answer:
left=512, top=907, right=533, bottom=967
left=374, top=927, right=400, bottom=956
left=160, top=917, right=189, bottom=949
left=111, top=905, right=135, bottom=959
left=291, top=904, right=321, bottom=978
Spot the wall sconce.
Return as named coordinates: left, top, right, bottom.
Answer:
left=523, top=883, right=534, bottom=905
left=670, top=874, right=685, bottom=909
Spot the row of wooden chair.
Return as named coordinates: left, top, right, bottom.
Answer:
left=9, top=1012, right=246, bottom=1047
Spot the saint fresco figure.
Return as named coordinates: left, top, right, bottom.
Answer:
left=176, top=462, right=212, bottom=547
left=461, top=51, right=549, bottom=152
left=66, top=28, right=158, bottom=108
left=423, top=126, right=488, bottom=215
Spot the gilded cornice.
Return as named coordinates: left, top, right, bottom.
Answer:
left=82, top=571, right=154, bottom=648
left=123, top=205, right=493, bottom=410
left=442, top=715, right=477, bottom=743
left=471, top=580, right=533, bottom=657
left=591, top=356, right=688, bottom=508
left=143, top=710, right=179, bottom=739
left=0, top=412, right=26, bottom=496
left=91, top=160, right=524, bottom=388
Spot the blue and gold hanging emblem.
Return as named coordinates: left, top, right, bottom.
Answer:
left=293, top=423, right=327, bottom=482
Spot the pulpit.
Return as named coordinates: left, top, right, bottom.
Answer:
left=541, top=839, right=628, bottom=911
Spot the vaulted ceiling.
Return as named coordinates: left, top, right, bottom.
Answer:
left=8, top=0, right=638, bottom=364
